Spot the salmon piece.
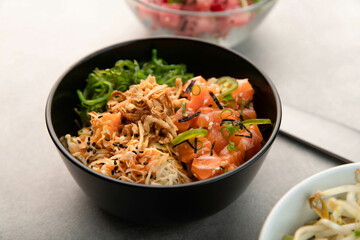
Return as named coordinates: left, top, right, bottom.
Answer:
left=195, top=106, right=235, bottom=129
left=244, top=143, right=262, bottom=161
left=218, top=146, right=245, bottom=167
left=191, top=153, right=223, bottom=180
left=231, top=79, right=255, bottom=106
left=195, top=107, right=221, bottom=128
left=174, top=137, right=211, bottom=163
left=229, top=124, right=263, bottom=152
left=183, top=76, right=209, bottom=91
left=242, top=107, right=257, bottom=120
left=182, top=76, right=208, bottom=99
left=183, top=76, right=220, bottom=111
left=207, top=126, right=229, bottom=155
left=174, top=108, right=197, bottom=133
left=90, top=112, right=122, bottom=143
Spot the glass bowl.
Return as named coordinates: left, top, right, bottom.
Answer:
left=125, top=0, right=277, bottom=47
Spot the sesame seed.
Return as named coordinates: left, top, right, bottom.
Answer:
left=137, top=174, right=142, bottom=177
left=111, top=170, right=114, bottom=175
left=86, top=159, right=89, bottom=164
left=77, top=140, right=81, bottom=144
left=105, top=138, right=110, bottom=141
left=124, top=134, right=127, bottom=137
left=113, top=143, right=118, bottom=146
left=114, top=166, right=118, bottom=171
left=95, top=146, right=101, bottom=150
left=143, top=162, right=148, bottom=165
left=139, top=150, right=144, bottom=153
left=132, top=151, right=137, bottom=154
left=123, top=145, right=128, bottom=148
left=92, top=142, right=95, bottom=146
left=92, top=149, right=96, bottom=154
left=98, top=115, right=103, bottom=119
left=114, top=160, right=117, bottom=165
left=86, top=148, right=92, bottom=152
left=86, top=141, right=90, bottom=145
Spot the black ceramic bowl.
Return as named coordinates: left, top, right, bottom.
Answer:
left=45, top=37, right=281, bottom=225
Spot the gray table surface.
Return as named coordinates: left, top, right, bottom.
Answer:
left=0, top=0, right=359, bottom=239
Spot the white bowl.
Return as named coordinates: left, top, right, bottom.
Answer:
left=259, top=163, right=360, bottom=240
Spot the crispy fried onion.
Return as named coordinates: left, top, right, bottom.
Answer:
left=61, top=76, right=190, bottom=185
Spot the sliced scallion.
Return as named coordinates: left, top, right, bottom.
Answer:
left=220, top=109, right=233, bottom=120
left=241, top=119, right=272, bottom=126
left=171, top=128, right=208, bottom=146
left=182, top=102, right=186, bottom=114
left=191, top=84, right=201, bottom=96
left=227, top=142, right=237, bottom=152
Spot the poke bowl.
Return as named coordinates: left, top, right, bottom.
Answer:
left=45, top=37, right=281, bottom=224
left=125, top=0, right=277, bottom=47
left=260, top=163, right=360, bottom=240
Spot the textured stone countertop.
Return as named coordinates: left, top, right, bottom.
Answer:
left=0, top=0, right=359, bottom=239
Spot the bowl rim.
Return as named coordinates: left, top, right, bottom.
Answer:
left=45, top=36, right=282, bottom=189
left=259, top=162, right=360, bottom=240
left=126, top=0, right=275, bottom=17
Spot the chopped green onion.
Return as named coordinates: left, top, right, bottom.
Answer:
left=241, top=119, right=272, bottom=126
left=226, top=142, right=237, bottom=152
left=220, top=109, right=233, bottom=120
left=216, top=76, right=238, bottom=98
left=191, top=84, right=201, bottom=96
left=220, top=94, right=236, bottom=108
left=171, top=128, right=208, bottom=146
left=182, top=102, right=186, bottom=114
left=240, top=98, right=245, bottom=109
left=355, top=229, right=360, bottom=237
left=220, top=122, right=239, bottom=139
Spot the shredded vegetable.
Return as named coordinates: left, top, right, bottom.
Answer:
left=76, top=49, right=193, bottom=126
left=284, top=169, right=360, bottom=240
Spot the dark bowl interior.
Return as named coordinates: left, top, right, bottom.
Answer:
left=46, top=37, right=281, bottom=225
